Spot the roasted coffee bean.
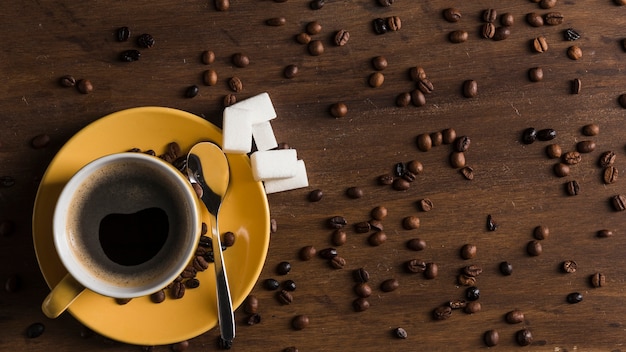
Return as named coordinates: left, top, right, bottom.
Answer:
left=116, top=26, right=131, bottom=42
left=386, top=16, right=402, bottom=32
left=193, top=256, right=209, bottom=271
left=402, top=171, right=416, bottom=182
left=215, top=0, right=230, bottom=10
left=417, top=198, right=434, bottom=212
left=394, top=327, right=408, bottom=339
left=346, top=186, right=364, bottom=199
left=295, top=32, right=311, bottom=44
left=308, top=189, right=323, bottom=202
left=540, top=0, right=557, bottom=8
left=373, top=18, right=388, bottom=34
left=405, top=259, right=427, bottom=273
left=202, top=70, right=217, bottom=86
left=409, top=66, right=428, bottom=81
left=354, top=282, right=372, bottom=297
left=499, top=261, right=513, bottom=275
left=299, top=245, right=316, bottom=260
left=604, top=166, right=618, bottom=184
left=369, top=219, right=383, bottom=232
left=305, top=21, right=322, bottom=35
left=528, top=67, right=544, bottom=82
left=450, top=151, right=466, bottom=168
left=460, top=244, right=477, bottom=259
left=619, top=94, right=626, bottom=109
left=371, top=206, right=388, bottom=220
left=353, top=268, right=370, bottom=283
left=309, top=0, right=324, bottom=9
left=565, top=180, right=580, bottom=195
left=372, top=56, right=388, bottom=71
left=171, top=281, right=185, bottom=299
left=277, top=289, right=293, bottom=304
left=577, top=140, right=596, bottom=153
left=482, top=8, right=497, bottom=23
left=527, top=12, right=544, bottom=27
left=458, top=274, right=476, bottom=286
left=392, top=178, right=410, bottom=191
left=276, top=261, right=291, bottom=275
left=454, top=136, right=471, bottom=152
left=222, top=231, right=235, bottom=247
left=406, top=238, right=426, bottom=251
left=283, top=280, right=297, bottom=292
left=449, top=30, right=468, bottom=43
left=150, top=290, right=166, bottom=303
left=567, top=45, right=583, bottom=60
left=430, top=131, right=443, bottom=146
left=493, top=26, right=511, bottom=41
left=565, top=28, right=581, bottom=41
left=26, top=322, right=45, bottom=338
left=185, top=278, right=200, bottom=289
left=330, top=256, right=346, bottom=269
left=137, top=33, right=155, bottom=48
left=368, top=72, right=385, bottom=88
left=410, top=89, right=426, bottom=107
left=486, top=214, right=498, bottom=231
left=406, top=160, right=424, bottom=174
left=484, top=329, right=499, bottom=347
left=516, top=329, right=533, bottom=346
left=332, top=229, right=347, bottom=246
left=463, top=265, right=483, bottom=277
left=228, top=77, right=243, bottom=92
left=181, top=265, right=197, bottom=278
left=465, top=286, right=480, bottom=301
left=201, top=50, right=215, bottom=65
left=481, top=23, right=496, bottom=39
left=563, top=151, right=581, bottom=165
left=368, top=231, right=387, bottom=246
left=115, top=297, right=132, bottom=305
left=378, top=0, right=393, bottom=6
left=246, top=313, right=261, bottom=325
left=353, top=297, right=370, bottom=312
left=318, top=247, right=338, bottom=259
left=546, top=144, right=562, bottom=159
left=77, top=79, right=93, bottom=94
left=460, top=166, right=474, bottom=180
left=571, top=78, right=582, bottom=94
left=533, top=35, right=549, bottom=53
left=308, top=39, right=326, bottom=56
left=380, top=278, right=399, bottom=292
left=501, top=13, right=515, bottom=26
left=59, top=75, right=76, bottom=87
left=566, top=292, right=583, bottom=304
left=433, top=306, right=452, bottom=320
left=464, top=301, right=481, bottom=314
left=266, top=17, right=286, bottom=26
left=597, top=229, right=613, bottom=238
left=544, top=12, right=564, bottom=25
left=327, top=216, right=347, bottom=229
left=334, top=29, right=350, bottom=46
left=330, top=102, right=348, bottom=118
left=554, top=163, right=570, bottom=177
left=612, top=194, right=626, bottom=211
left=533, top=225, right=549, bottom=240
left=424, top=262, right=438, bottom=279
left=402, top=216, right=420, bottom=230
left=284, top=64, right=299, bottom=79
left=599, top=150, right=615, bottom=166
left=417, top=78, right=434, bottom=94
left=31, top=134, right=50, bottom=149
left=291, top=315, right=309, bottom=330
left=449, top=299, right=467, bottom=309
left=506, top=309, right=525, bottom=324
left=582, top=123, right=599, bottom=136
left=264, top=278, right=280, bottom=290
left=185, top=85, right=199, bottom=98
left=393, top=162, right=405, bottom=177
left=443, top=8, right=462, bottom=22
left=527, top=240, right=543, bottom=256
left=522, top=127, right=537, bottom=144
left=223, top=94, right=236, bottom=107
left=462, top=80, right=478, bottom=98
left=591, top=272, right=606, bottom=287
left=231, top=53, right=250, bottom=68
left=353, top=221, right=371, bottom=234
left=562, top=260, right=577, bottom=273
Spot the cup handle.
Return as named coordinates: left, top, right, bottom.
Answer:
left=41, top=274, right=86, bottom=318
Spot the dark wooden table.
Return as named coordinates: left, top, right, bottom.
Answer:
left=2, top=1, right=626, bottom=351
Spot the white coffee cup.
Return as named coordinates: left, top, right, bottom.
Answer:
left=42, top=152, right=202, bottom=318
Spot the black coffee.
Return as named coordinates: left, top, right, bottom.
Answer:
left=99, top=207, right=169, bottom=266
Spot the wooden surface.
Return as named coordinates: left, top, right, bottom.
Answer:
left=2, top=0, right=626, bottom=351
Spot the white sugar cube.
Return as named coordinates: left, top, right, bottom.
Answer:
left=222, top=107, right=253, bottom=154
left=251, top=149, right=298, bottom=181
left=263, top=159, right=308, bottom=194
left=252, top=121, right=278, bottom=151
left=230, top=92, right=276, bottom=124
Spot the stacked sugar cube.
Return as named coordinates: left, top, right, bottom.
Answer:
left=222, top=92, right=308, bottom=194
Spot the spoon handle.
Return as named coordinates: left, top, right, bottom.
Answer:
left=209, top=211, right=235, bottom=345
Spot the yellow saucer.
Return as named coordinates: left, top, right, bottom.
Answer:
left=32, top=107, right=270, bottom=346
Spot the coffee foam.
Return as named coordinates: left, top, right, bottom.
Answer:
left=65, top=158, right=195, bottom=289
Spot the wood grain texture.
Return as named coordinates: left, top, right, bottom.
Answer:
left=2, top=0, right=626, bottom=351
